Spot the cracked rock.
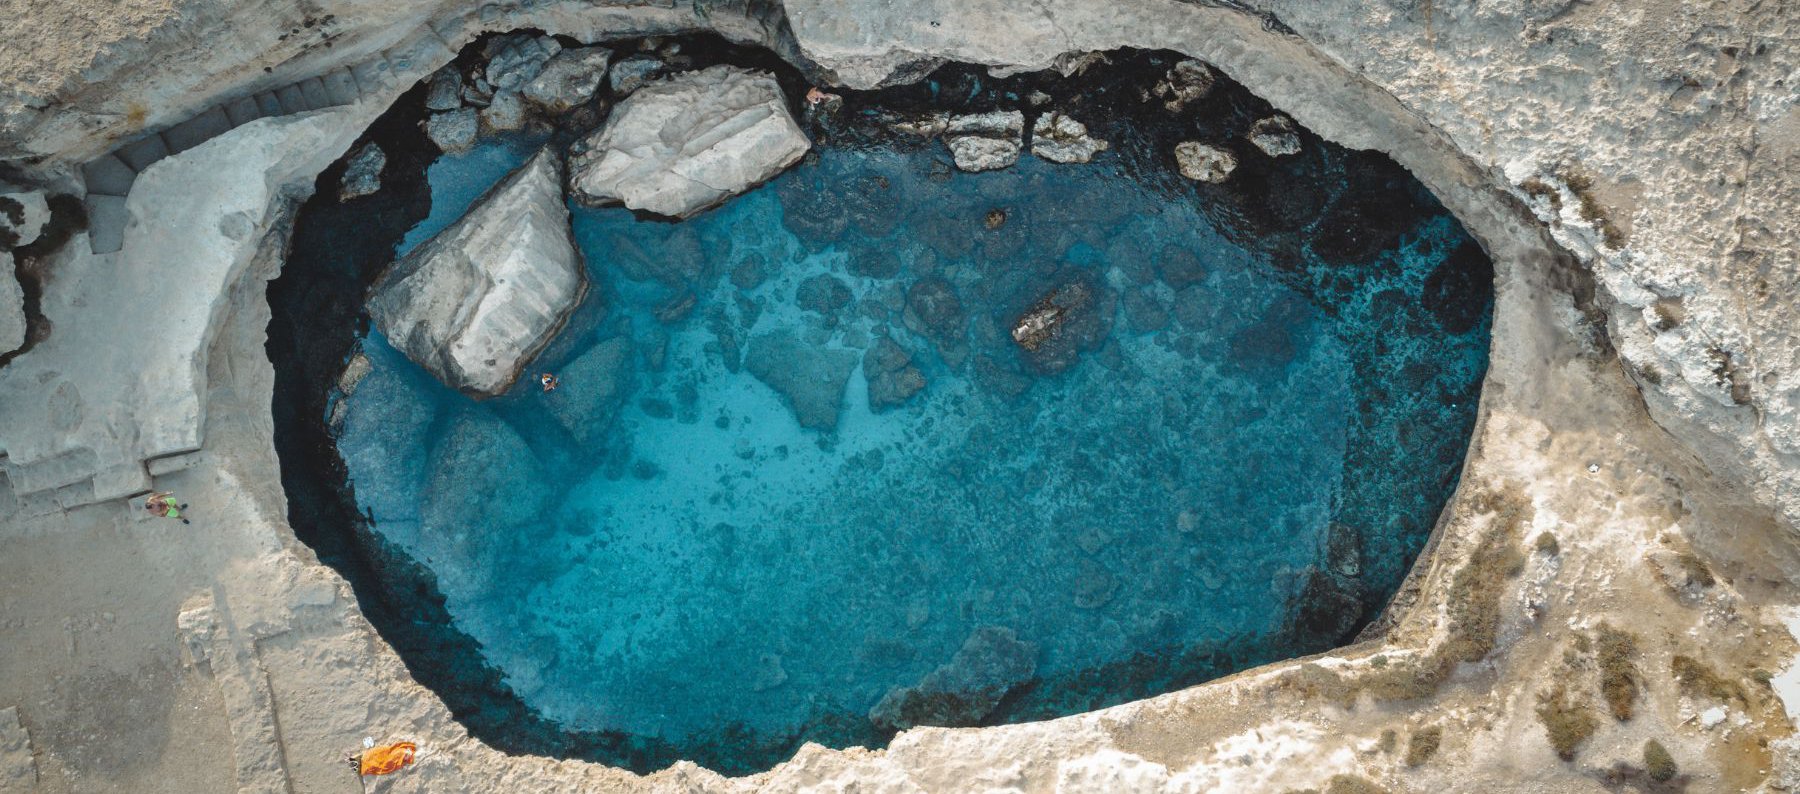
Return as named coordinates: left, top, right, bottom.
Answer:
left=569, top=65, right=809, bottom=219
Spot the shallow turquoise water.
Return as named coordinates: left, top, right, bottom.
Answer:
left=336, top=130, right=1489, bottom=758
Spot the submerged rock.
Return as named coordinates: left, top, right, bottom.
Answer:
left=569, top=65, right=810, bottom=219
left=368, top=148, right=587, bottom=398
left=743, top=330, right=858, bottom=431
left=1247, top=115, right=1302, bottom=157
left=421, top=409, right=550, bottom=593
left=1031, top=112, right=1108, bottom=164
left=864, top=336, right=926, bottom=411
left=944, top=110, right=1024, bottom=172
left=1174, top=141, right=1237, bottom=183
left=543, top=337, right=633, bottom=448
left=796, top=273, right=852, bottom=326
left=424, top=108, right=478, bottom=154
left=1152, top=59, right=1215, bottom=112
left=337, top=143, right=385, bottom=201
left=870, top=626, right=1038, bottom=730
left=522, top=45, right=612, bottom=112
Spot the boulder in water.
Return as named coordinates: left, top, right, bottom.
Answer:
left=368, top=147, right=587, bottom=398
left=1152, top=59, right=1215, bottom=112
left=1247, top=115, right=1302, bottom=157
left=944, top=110, right=1024, bottom=172
left=1031, top=112, right=1108, bottom=164
left=1175, top=141, right=1237, bottom=183
left=569, top=65, right=809, bottom=219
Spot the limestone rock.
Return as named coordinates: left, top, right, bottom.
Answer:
left=864, top=336, right=925, bottom=411
left=607, top=54, right=665, bottom=96
left=1174, top=141, right=1236, bottom=182
left=1247, top=115, right=1301, bottom=157
left=946, top=137, right=1021, bottom=172
left=1153, top=59, right=1215, bottom=112
left=336, top=143, right=385, bottom=201
left=522, top=46, right=612, bottom=112
left=569, top=65, right=809, bottom=219
left=369, top=147, right=587, bottom=398
left=870, top=626, right=1038, bottom=730
left=1012, top=277, right=1113, bottom=375
left=796, top=273, right=852, bottom=325
left=743, top=329, right=858, bottom=431
left=483, top=33, right=561, bottom=92
left=944, top=110, right=1024, bottom=172
left=0, top=252, right=22, bottom=357
left=0, top=187, right=49, bottom=248
left=543, top=336, right=632, bottom=448
left=480, top=90, right=526, bottom=133
left=424, top=68, right=464, bottom=111
left=425, top=108, right=478, bottom=154
left=1031, top=111, right=1108, bottom=164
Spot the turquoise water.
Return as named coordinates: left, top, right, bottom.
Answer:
left=335, top=129, right=1489, bottom=760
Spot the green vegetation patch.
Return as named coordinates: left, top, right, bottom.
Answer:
left=1405, top=724, right=1443, bottom=767
left=1595, top=624, right=1641, bottom=721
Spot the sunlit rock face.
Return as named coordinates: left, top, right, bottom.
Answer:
left=367, top=147, right=586, bottom=398
left=283, top=45, right=1491, bottom=774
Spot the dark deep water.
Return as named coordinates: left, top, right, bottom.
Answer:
left=269, top=39, right=1492, bottom=775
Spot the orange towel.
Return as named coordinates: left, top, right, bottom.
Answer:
left=359, top=742, right=417, bottom=776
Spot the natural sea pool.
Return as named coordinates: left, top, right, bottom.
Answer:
left=275, top=46, right=1492, bottom=774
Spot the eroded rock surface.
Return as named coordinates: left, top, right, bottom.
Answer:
left=943, top=110, right=1023, bottom=172
left=337, top=143, right=384, bottom=201
left=369, top=147, right=586, bottom=398
left=869, top=626, right=1038, bottom=731
left=569, top=65, right=809, bottom=218
left=522, top=46, right=612, bottom=112
left=1175, top=141, right=1236, bottom=182
left=1030, top=111, right=1108, bottom=163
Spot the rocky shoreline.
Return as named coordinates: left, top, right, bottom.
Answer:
left=1, top=0, right=1796, bottom=792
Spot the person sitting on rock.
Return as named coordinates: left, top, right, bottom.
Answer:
left=540, top=372, right=560, bottom=392
left=144, top=491, right=190, bottom=524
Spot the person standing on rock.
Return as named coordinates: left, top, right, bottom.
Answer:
left=144, top=491, right=190, bottom=524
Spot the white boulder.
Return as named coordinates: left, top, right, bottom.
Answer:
left=569, top=65, right=809, bottom=219
left=1247, top=115, right=1301, bottom=157
left=944, top=110, right=1024, bottom=172
left=369, top=147, right=587, bottom=398
left=1174, top=141, right=1237, bottom=183
left=1031, top=111, right=1108, bottom=164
